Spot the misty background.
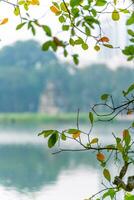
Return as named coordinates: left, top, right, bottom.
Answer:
left=0, top=40, right=133, bottom=114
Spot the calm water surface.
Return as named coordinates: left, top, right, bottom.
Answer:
left=0, top=121, right=133, bottom=200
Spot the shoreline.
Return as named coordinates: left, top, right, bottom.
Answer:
left=0, top=113, right=133, bottom=124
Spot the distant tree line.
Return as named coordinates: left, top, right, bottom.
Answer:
left=0, top=40, right=133, bottom=113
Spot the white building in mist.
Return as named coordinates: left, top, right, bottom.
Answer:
left=38, top=82, right=59, bottom=114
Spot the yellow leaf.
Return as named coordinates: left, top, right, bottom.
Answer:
left=127, top=110, right=133, bottom=115
left=96, top=153, right=105, bottom=162
left=0, top=18, right=8, bottom=25
left=29, top=0, right=40, bottom=5
left=123, top=129, right=129, bottom=139
left=60, top=2, right=69, bottom=12
left=90, top=138, right=98, bottom=144
left=112, top=10, right=120, bottom=21
left=103, top=168, right=111, bottom=182
left=98, top=36, right=110, bottom=43
left=72, top=131, right=81, bottom=139
left=14, top=7, right=20, bottom=16
left=50, top=6, right=60, bottom=14
left=94, top=45, right=100, bottom=51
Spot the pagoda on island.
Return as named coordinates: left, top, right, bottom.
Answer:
left=38, top=82, right=59, bottom=114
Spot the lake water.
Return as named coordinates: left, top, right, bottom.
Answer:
left=0, top=121, right=133, bottom=200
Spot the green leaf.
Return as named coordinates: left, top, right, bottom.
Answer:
left=71, top=7, right=79, bottom=16
left=42, top=41, right=52, bottom=51
left=123, top=129, right=131, bottom=146
left=85, top=27, right=91, bottom=36
left=50, top=41, right=57, bottom=51
left=72, top=54, right=79, bottom=65
left=16, top=22, right=26, bottom=30
left=122, top=46, right=134, bottom=60
left=70, top=0, right=81, bottom=7
left=125, top=193, right=134, bottom=200
left=115, top=137, right=123, bottom=153
left=59, top=15, right=66, bottom=23
left=63, top=49, right=68, bottom=57
left=117, top=143, right=123, bottom=153
left=116, top=137, right=121, bottom=144
left=101, top=93, right=109, bottom=101
left=106, top=144, right=115, bottom=150
left=82, top=43, right=88, bottom=50
left=42, top=40, right=58, bottom=51
left=83, top=5, right=90, bottom=10
left=112, top=10, right=120, bottom=21
left=127, top=29, right=134, bottom=37
left=24, top=3, right=28, bottom=11
left=123, top=83, right=134, bottom=96
left=84, top=16, right=99, bottom=27
left=62, top=25, right=70, bottom=31
left=18, top=1, right=25, bottom=5
left=103, top=168, right=111, bottom=182
left=127, top=13, right=134, bottom=25
left=61, top=133, right=67, bottom=141
left=119, top=8, right=130, bottom=14
left=48, top=131, right=59, bottom=148
left=130, top=38, right=134, bottom=43
left=74, top=37, right=83, bottom=45
left=67, top=129, right=80, bottom=134
left=60, top=2, right=69, bottom=12
left=14, top=7, right=20, bottom=16
left=91, top=9, right=97, bottom=17
left=30, top=25, right=36, bottom=35
left=42, top=25, right=52, bottom=37
left=71, top=28, right=75, bottom=36
left=127, top=55, right=134, bottom=61
left=89, top=112, right=94, bottom=125
left=94, top=45, right=100, bottom=51
left=103, top=44, right=113, bottom=48
left=38, top=130, right=55, bottom=137
left=103, top=189, right=115, bottom=199
left=95, top=0, right=107, bottom=6
left=131, top=122, right=134, bottom=127
left=69, top=38, right=75, bottom=46
left=27, top=21, right=32, bottom=30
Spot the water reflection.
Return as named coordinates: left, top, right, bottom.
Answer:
left=0, top=145, right=99, bottom=193
left=0, top=167, right=99, bottom=200
left=0, top=121, right=133, bottom=199
left=36, top=167, right=99, bottom=200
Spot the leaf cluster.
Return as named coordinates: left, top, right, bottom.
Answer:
left=1, top=0, right=133, bottom=64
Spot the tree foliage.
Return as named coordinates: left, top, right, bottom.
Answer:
left=0, top=0, right=134, bottom=63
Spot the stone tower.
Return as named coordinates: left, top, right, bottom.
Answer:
left=38, top=82, right=59, bottom=114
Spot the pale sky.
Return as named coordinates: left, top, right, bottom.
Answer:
left=0, top=0, right=133, bottom=69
